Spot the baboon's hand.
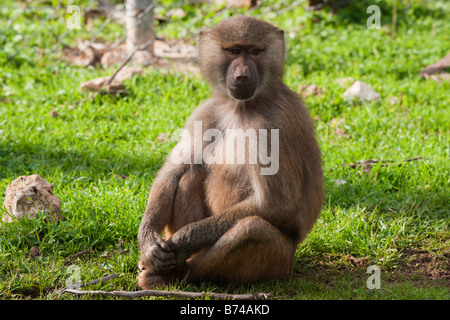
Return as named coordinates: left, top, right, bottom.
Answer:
left=139, top=232, right=176, bottom=274
left=173, top=250, right=188, bottom=273
left=166, top=235, right=189, bottom=273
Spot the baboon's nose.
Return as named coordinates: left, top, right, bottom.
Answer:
left=235, top=67, right=250, bottom=81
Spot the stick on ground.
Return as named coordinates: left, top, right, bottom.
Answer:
left=63, top=288, right=272, bottom=300
left=330, top=157, right=424, bottom=173
left=57, top=273, right=119, bottom=294
left=63, top=249, right=92, bottom=265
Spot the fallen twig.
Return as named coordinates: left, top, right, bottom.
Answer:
left=57, top=273, right=119, bottom=294
left=117, top=238, right=124, bottom=254
left=63, top=249, right=92, bottom=265
left=78, top=273, right=119, bottom=288
left=62, top=288, right=272, bottom=300
left=331, top=157, right=424, bottom=173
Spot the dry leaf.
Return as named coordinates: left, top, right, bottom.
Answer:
left=429, top=73, right=450, bottom=83
left=156, top=132, right=171, bottom=143
left=61, top=39, right=109, bottom=67
left=329, top=118, right=345, bottom=127
left=114, top=66, right=144, bottom=82
left=153, top=39, right=196, bottom=61
left=419, top=53, right=450, bottom=83
left=61, top=42, right=96, bottom=67
left=298, top=84, right=322, bottom=97
left=80, top=66, right=144, bottom=93
left=100, top=46, right=128, bottom=67
left=334, top=128, right=350, bottom=138
left=29, top=246, right=41, bottom=258
left=80, top=76, right=117, bottom=92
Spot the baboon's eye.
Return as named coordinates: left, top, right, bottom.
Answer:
left=227, top=48, right=241, bottom=55
left=249, top=49, right=262, bottom=56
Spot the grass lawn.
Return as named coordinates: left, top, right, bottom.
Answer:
left=0, top=0, right=448, bottom=300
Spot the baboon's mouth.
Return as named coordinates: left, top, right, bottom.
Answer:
left=228, top=85, right=257, bottom=100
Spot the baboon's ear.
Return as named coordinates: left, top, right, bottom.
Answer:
left=198, top=28, right=210, bottom=38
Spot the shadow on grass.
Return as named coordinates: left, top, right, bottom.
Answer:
left=0, top=140, right=166, bottom=182
left=1, top=138, right=447, bottom=221
left=324, top=164, right=449, bottom=220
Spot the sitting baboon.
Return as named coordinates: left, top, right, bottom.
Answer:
left=137, top=16, right=324, bottom=289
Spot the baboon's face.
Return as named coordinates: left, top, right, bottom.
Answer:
left=198, top=16, right=286, bottom=101
left=223, top=46, right=262, bottom=100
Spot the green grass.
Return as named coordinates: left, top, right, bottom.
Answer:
left=0, top=0, right=449, bottom=300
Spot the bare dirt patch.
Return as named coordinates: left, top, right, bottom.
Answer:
left=295, top=250, right=449, bottom=288
left=396, top=249, right=450, bottom=282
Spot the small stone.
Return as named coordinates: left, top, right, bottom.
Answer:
left=166, top=8, right=187, bottom=18
left=342, top=81, right=380, bottom=101
left=389, top=96, right=399, bottom=105
left=334, top=179, right=347, bottom=186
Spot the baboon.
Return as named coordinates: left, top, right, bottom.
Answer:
left=137, top=16, right=324, bottom=289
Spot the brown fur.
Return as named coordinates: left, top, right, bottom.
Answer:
left=137, top=16, right=323, bottom=289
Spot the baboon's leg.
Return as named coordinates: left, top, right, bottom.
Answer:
left=164, top=168, right=209, bottom=239
left=186, top=216, right=296, bottom=284
left=138, top=169, right=208, bottom=289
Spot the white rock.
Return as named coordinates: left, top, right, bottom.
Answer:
left=342, top=81, right=380, bottom=101
left=2, top=174, right=61, bottom=223
left=166, top=8, right=187, bottom=18
left=334, top=179, right=347, bottom=186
